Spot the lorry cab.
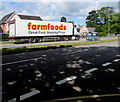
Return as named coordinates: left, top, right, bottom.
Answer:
left=72, top=24, right=80, bottom=40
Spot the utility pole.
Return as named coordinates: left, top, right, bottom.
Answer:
left=108, top=15, right=110, bottom=36
left=107, top=6, right=112, bottom=36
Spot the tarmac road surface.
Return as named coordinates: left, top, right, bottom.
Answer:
left=2, top=41, right=120, bottom=101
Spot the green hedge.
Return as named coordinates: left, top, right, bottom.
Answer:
left=2, top=39, right=119, bottom=55
left=0, top=33, right=9, bottom=39
left=97, top=32, right=107, bottom=37
left=2, top=44, right=72, bottom=55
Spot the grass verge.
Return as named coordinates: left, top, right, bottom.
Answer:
left=1, top=44, right=72, bottom=55
left=69, top=38, right=119, bottom=46
left=0, top=40, right=18, bottom=44
left=1, top=39, right=119, bottom=55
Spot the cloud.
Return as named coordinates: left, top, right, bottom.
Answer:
left=1, top=0, right=97, bottom=2
left=48, top=2, right=95, bottom=18
left=0, top=0, right=119, bottom=25
left=97, top=2, right=119, bottom=12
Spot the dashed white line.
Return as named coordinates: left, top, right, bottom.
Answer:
left=2, top=57, right=42, bottom=66
left=20, top=90, right=40, bottom=100
left=65, top=51, right=82, bottom=55
left=102, top=62, right=112, bottom=66
left=56, top=76, right=77, bottom=85
left=85, top=68, right=98, bottom=73
left=113, top=59, right=120, bottom=62
left=12, top=90, right=40, bottom=101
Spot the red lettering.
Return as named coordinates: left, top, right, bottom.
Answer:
left=55, top=25, right=58, bottom=30
left=27, top=22, right=31, bottom=30
left=59, top=24, right=63, bottom=30
left=37, top=25, right=41, bottom=30
left=48, top=23, right=50, bottom=30
left=32, top=25, right=36, bottom=30
left=51, top=25, right=54, bottom=30
left=27, top=22, right=66, bottom=31
left=41, top=25, right=48, bottom=30
left=64, top=26, right=66, bottom=30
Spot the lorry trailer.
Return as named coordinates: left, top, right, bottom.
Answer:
left=9, top=19, right=80, bottom=43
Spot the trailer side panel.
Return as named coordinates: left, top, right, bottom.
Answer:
left=13, top=19, right=73, bottom=37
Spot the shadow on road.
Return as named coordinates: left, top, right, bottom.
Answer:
left=2, top=46, right=120, bottom=101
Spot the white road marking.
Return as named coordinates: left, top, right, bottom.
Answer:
left=2, top=57, right=42, bottom=66
left=20, top=90, right=40, bottom=100
left=117, top=55, right=120, bottom=57
left=74, top=46, right=81, bottom=48
left=65, top=51, right=81, bottom=55
left=108, top=68, right=115, bottom=72
left=113, top=59, right=120, bottom=62
left=102, top=62, right=112, bottom=66
left=2, top=50, right=82, bottom=66
left=12, top=90, right=40, bottom=101
left=85, top=68, right=98, bottom=73
left=72, top=86, right=82, bottom=92
left=109, top=45, right=114, bottom=46
left=7, top=81, right=17, bottom=85
left=56, top=76, right=77, bottom=85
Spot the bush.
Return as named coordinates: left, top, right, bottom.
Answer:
left=2, top=44, right=72, bottom=55
left=0, top=33, right=9, bottom=39
left=95, top=25, right=102, bottom=32
left=97, top=32, right=107, bottom=37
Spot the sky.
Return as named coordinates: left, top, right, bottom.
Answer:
left=0, top=0, right=119, bottom=25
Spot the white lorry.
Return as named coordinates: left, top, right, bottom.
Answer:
left=9, top=19, right=80, bottom=42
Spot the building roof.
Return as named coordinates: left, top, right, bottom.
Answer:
left=87, top=27, right=95, bottom=33
left=0, top=12, right=15, bottom=24
left=0, top=12, right=43, bottom=25
left=18, top=14, right=42, bottom=21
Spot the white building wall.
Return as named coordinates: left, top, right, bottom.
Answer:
left=10, top=14, right=21, bottom=21
left=6, top=14, right=21, bottom=32
left=80, top=26, right=89, bottom=35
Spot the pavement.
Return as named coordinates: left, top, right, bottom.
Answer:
left=1, top=37, right=119, bottom=49
left=2, top=41, right=120, bottom=101
left=1, top=39, right=86, bottom=49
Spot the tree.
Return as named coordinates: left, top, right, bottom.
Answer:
left=86, top=10, right=100, bottom=27
left=102, top=24, right=109, bottom=33
left=60, top=16, right=67, bottom=22
left=86, top=6, right=115, bottom=35
left=111, top=23, right=120, bottom=34
left=68, top=21, right=74, bottom=24
left=97, top=7, right=114, bottom=24
left=111, top=13, right=120, bottom=24
left=110, top=13, right=120, bottom=34
left=86, top=6, right=118, bottom=35
left=95, top=25, right=102, bottom=32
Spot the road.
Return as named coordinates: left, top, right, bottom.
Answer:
left=2, top=41, right=120, bottom=101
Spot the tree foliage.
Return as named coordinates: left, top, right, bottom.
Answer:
left=86, top=6, right=120, bottom=35
left=95, top=25, right=102, bottom=32
left=86, top=10, right=100, bottom=27
left=60, top=16, right=67, bottom=22
left=111, top=23, right=120, bottom=34
left=111, top=13, right=120, bottom=24
left=97, top=7, right=114, bottom=24
left=68, top=21, right=74, bottom=24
